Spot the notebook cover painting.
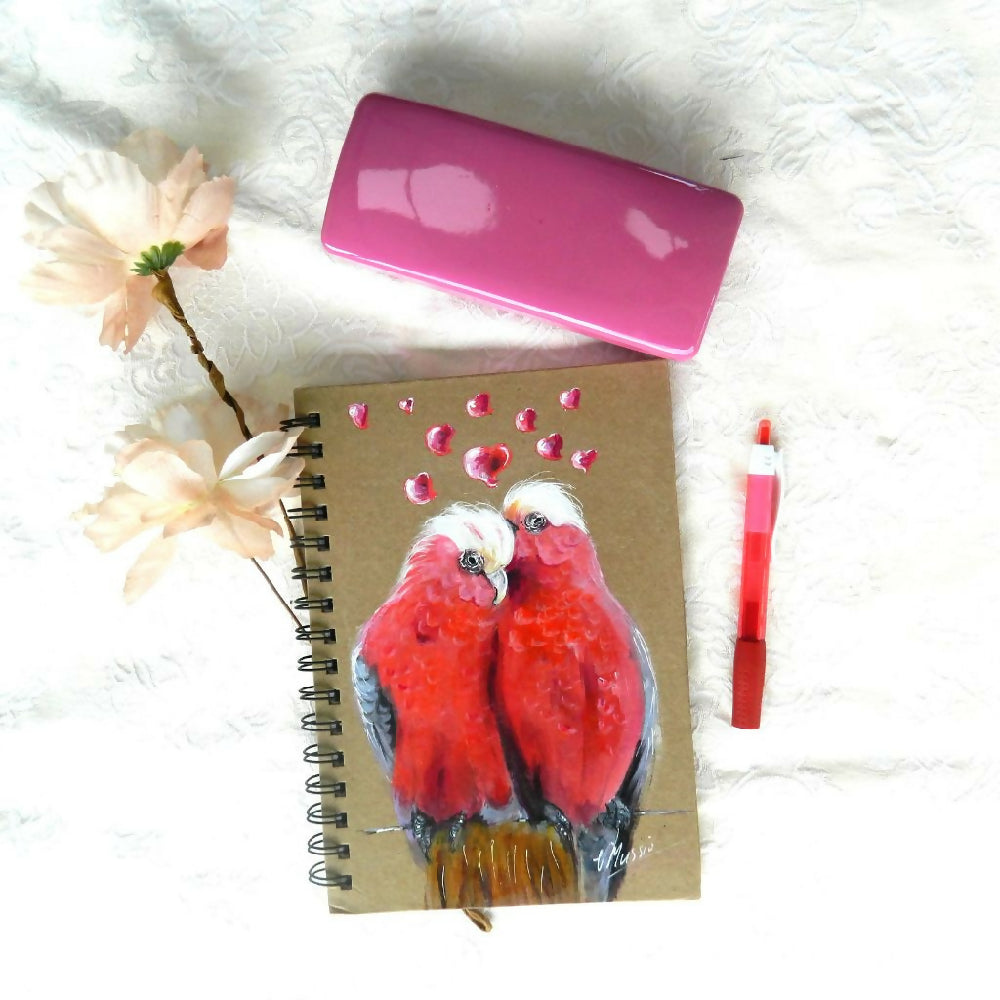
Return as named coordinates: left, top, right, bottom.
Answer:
left=294, top=359, right=699, bottom=912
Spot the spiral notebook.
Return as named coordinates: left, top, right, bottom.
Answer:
left=286, top=358, right=699, bottom=913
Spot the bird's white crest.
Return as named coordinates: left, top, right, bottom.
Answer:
left=503, top=479, right=588, bottom=533
left=408, top=502, right=515, bottom=577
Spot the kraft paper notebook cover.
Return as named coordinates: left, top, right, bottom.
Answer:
left=288, top=358, right=699, bottom=913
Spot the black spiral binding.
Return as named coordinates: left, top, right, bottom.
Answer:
left=282, top=411, right=353, bottom=892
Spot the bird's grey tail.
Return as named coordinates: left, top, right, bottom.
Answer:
left=577, top=825, right=619, bottom=902
left=577, top=795, right=638, bottom=902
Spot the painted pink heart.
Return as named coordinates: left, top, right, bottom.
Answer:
left=466, top=392, right=492, bottom=417
left=536, top=433, right=563, bottom=460
left=515, top=407, right=537, bottom=432
left=398, top=397, right=414, bottom=414
left=425, top=424, right=455, bottom=456
left=571, top=449, right=598, bottom=473
left=403, top=473, right=436, bottom=505
left=559, top=387, right=581, bottom=410
left=462, top=444, right=511, bottom=488
left=348, top=402, right=368, bottom=430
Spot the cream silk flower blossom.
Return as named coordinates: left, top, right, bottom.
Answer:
left=79, top=403, right=305, bottom=602
left=23, top=129, right=235, bottom=352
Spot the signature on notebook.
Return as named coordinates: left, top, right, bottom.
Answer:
left=592, top=836, right=655, bottom=876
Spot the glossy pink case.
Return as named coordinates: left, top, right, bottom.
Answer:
left=321, top=94, right=743, bottom=359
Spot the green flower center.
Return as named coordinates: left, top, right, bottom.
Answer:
left=131, top=241, right=186, bottom=276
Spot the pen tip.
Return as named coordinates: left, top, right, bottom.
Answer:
left=757, top=419, right=771, bottom=446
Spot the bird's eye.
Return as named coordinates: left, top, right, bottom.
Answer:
left=523, top=512, right=548, bottom=533
left=458, top=549, right=485, bottom=574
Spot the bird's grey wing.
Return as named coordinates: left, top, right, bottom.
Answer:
left=618, top=620, right=659, bottom=812
left=578, top=620, right=659, bottom=902
left=351, top=642, right=397, bottom=779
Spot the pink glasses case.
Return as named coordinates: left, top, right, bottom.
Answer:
left=321, top=94, right=743, bottom=359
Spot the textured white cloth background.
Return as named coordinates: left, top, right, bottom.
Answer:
left=1, top=1, right=998, bottom=996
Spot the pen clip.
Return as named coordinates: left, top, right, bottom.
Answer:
left=757, top=418, right=784, bottom=542
left=771, top=450, right=783, bottom=538
left=753, top=419, right=782, bottom=543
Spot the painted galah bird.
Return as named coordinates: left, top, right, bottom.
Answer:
left=497, top=480, right=658, bottom=901
left=352, top=503, right=517, bottom=856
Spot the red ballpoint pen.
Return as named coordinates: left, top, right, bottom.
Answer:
left=731, top=419, right=781, bottom=729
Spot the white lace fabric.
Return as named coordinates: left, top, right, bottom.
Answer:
left=1, top=1, right=998, bottom=995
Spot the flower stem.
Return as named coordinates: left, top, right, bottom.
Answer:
left=152, top=270, right=252, bottom=439
left=463, top=908, right=493, bottom=932
left=151, top=269, right=308, bottom=581
left=252, top=557, right=303, bottom=627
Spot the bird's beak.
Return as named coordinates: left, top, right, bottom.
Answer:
left=487, top=567, right=508, bottom=606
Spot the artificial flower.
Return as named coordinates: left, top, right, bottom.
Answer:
left=79, top=401, right=304, bottom=602
left=23, top=129, right=235, bottom=352
left=119, top=396, right=293, bottom=475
